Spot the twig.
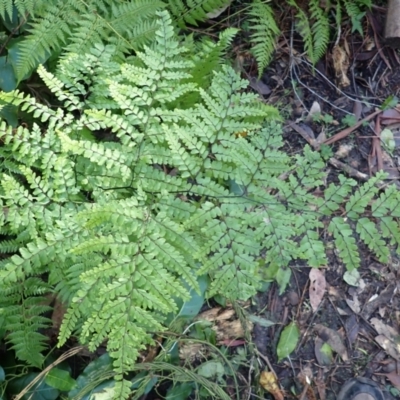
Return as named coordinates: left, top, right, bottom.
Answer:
left=323, top=109, right=382, bottom=145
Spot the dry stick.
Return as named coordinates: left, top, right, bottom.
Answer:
left=368, top=12, right=392, bottom=70
left=15, top=347, right=85, bottom=400
left=328, top=158, right=370, bottom=181
left=323, top=109, right=382, bottom=145
left=373, top=115, right=384, bottom=172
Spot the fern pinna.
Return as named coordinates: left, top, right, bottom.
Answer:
left=0, top=10, right=398, bottom=400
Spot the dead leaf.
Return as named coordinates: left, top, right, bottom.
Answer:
left=309, top=269, right=326, bottom=312
left=384, top=372, right=400, bottom=390
left=344, top=314, right=359, bottom=345
left=381, top=108, right=400, bottom=125
left=260, top=371, right=284, bottom=400
left=346, top=295, right=361, bottom=314
left=314, top=324, right=349, bottom=361
left=306, top=101, right=322, bottom=122
left=371, top=318, right=398, bottom=340
left=195, top=307, right=253, bottom=343
left=332, top=45, right=350, bottom=87
left=375, top=334, right=400, bottom=361
left=314, top=337, right=333, bottom=365
left=249, top=77, right=271, bottom=95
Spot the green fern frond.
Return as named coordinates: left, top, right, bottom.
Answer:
left=343, top=0, right=371, bottom=35
left=168, top=0, right=231, bottom=26
left=309, top=0, right=330, bottom=63
left=248, top=0, right=280, bottom=77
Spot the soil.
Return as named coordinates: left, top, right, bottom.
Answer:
left=243, top=3, right=400, bottom=400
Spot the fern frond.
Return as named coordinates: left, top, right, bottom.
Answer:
left=168, top=0, right=231, bottom=26
left=309, top=0, right=330, bottom=63
left=248, top=0, right=280, bottom=77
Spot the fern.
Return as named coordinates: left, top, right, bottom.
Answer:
left=248, top=0, right=280, bottom=77
left=343, top=0, right=371, bottom=35
left=168, top=0, right=231, bottom=26
left=0, top=10, right=398, bottom=399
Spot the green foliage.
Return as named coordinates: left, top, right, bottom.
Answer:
left=290, top=0, right=371, bottom=63
left=0, top=0, right=373, bottom=90
left=247, top=0, right=280, bottom=77
left=0, top=10, right=398, bottom=399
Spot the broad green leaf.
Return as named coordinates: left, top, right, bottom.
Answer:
left=166, top=383, right=193, bottom=400
left=178, top=275, right=209, bottom=318
left=277, top=322, right=299, bottom=361
left=45, top=368, right=76, bottom=392
left=7, top=372, right=59, bottom=400
left=0, top=57, right=17, bottom=92
left=197, top=361, right=225, bottom=380
left=276, top=267, right=291, bottom=294
left=0, top=366, right=4, bottom=381
left=68, top=354, right=114, bottom=400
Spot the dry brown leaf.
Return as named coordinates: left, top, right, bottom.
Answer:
left=195, top=307, right=253, bottom=343
left=309, top=269, right=326, bottom=312
left=196, top=307, right=235, bottom=322
left=375, top=334, right=400, bottom=361
left=260, top=371, right=284, bottom=400
left=371, top=318, right=399, bottom=340
left=179, top=342, right=205, bottom=361
left=314, top=324, right=349, bottom=361
left=332, top=45, right=350, bottom=87
left=249, top=77, right=271, bottom=95
left=384, top=372, right=400, bottom=390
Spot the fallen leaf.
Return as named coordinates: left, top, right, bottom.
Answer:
left=375, top=334, right=400, bottom=361
left=314, top=324, right=348, bottom=361
left=332, top=45, right=350, bottom=87
left=343, top=269, right=362, bottom=287
left=314, top=337, right=333, bottom=365
left=249, top=77, right=271, bottom=95
left=385, top=372, right=400, bottom=391
left=371, top=318, right=399, bottom=339
left=260, top=371, right=284, bottom=400
left=381, top=108, right=400, bottom=124
left=309, top=269, right=326, bottom=312
left=346, top=295, right=361, bottom=314
left=306, top=101, right=322, bottom=122
left=344, top=314, right=359, bottom=345
left=277, top=322, right=300, bottom=361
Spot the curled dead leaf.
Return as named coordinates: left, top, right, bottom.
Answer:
left=260, top=371, right=284, bottom=400
left=332, top=45, right=350, bottom=87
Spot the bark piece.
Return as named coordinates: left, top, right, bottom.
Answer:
left=385, top=0, right=400, bottom=48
